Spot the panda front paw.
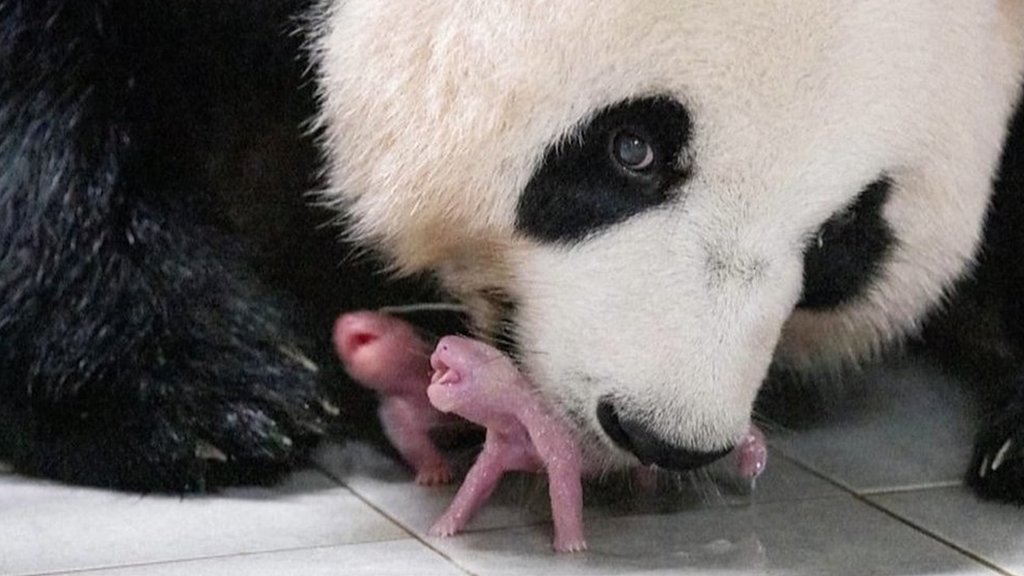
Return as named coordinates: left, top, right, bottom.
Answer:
left=24, top=341, right=333, bottom=493
left=146, top=344, right=334, bottom=491
left=967, top=400, right=1024, bottom=504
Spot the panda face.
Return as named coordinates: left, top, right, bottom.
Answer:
left=313, top=1, right=1024, bottom=470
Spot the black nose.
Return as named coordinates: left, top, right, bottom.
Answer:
left=597, top=398, right=732, bottom=470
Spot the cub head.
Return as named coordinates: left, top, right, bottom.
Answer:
left=312, top=1, right=1024, bottom=471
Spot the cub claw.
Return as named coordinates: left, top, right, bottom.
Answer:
left=553, top=537, right=588, bottom=554
left=428, top=516, right=462, bottom=538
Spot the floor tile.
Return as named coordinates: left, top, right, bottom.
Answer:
left=769, top=357, right=978, bottom=493
left=0, top=470, right=406, bottom=576
left=51, top=540, right=466, bottom=576
left=316, top=441, right=842, bottom=538
left=316, top=441, right=539, bottom=533
left=871, top=486, right=1024, bottom=576
left=427, top=495, right=998, bottom=576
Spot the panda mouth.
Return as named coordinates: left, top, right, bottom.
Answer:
left=429, top=358, right=460, bottom=387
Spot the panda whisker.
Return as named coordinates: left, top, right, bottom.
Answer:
left=750, top=408, right=788, bottom=435
left=692, top=467, right=725, bottom=505
left=378, top=302, right=468, bottom=315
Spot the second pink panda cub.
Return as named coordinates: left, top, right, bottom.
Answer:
left=333, top=311, right=455, bottom=485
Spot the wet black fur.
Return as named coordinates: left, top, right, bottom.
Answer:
left=0, top=0, right=440, bottom=492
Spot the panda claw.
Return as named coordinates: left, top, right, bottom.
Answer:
left=320, top=399, right=342, bottom=417
left=195, top=441, right=229, bottom=463
left=968, top=396, right=1024, bottom=503
left=991, top=439, right=1013, bottom=472
left=279, top=344, right=320, bottom=374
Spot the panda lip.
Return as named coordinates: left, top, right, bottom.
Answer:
left=429, top=357, right=460, bottom=387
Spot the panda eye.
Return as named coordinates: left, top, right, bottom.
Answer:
left=610, top=130, right=655, bottom=172
left=518, top=96, right=691, bottom=244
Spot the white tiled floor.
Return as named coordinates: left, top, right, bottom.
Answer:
left=2, top=356, right=1021, bottom=576
left=769, top=359, right=980, bottom=492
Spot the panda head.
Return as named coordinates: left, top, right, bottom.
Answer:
left=312, top=1, right=1024, bottom=470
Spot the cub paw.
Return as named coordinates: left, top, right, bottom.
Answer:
left=415, top=463, right=454, bottom=486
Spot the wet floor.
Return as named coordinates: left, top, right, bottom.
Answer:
left=2, top=356, right=1021, bottom=576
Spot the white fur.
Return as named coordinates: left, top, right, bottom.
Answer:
left=312, top=0, right=1024, bottom=468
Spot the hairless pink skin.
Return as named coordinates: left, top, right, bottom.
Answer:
left=427, top=336, right=587, bottom=553
left=333, top=311, right=454, bottom=485
left=736, top=425, right=768, bottom=482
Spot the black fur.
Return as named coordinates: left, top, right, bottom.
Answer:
left=798, top=177, right=895, bottom=310
left=963, top=85, right=1024, bottom=503
left=0, top=0, right=440, bottom=492
left=517, top=97, right=691, bottom=244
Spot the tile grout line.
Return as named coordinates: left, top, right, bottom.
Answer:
left=10, top=467, right=438, bottom=576
left=858, top=480, right=963, bottom=496
left=769, top=451, right=963, bottom=499
left=315, top=463, right=479, bottom=576
left=769, top=451, right=860, bottom=493
left=778, top=456, right=1016, bottom=576
left=863, top=498, right=1017, bottom=576
left=14, top=539, right=416, bottom=576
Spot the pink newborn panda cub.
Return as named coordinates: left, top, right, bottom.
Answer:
left=426, top=337, right=768, bottom=552
left=333, top=311, right=455, bottom=485
left=428, top=335, right=587, bottom=553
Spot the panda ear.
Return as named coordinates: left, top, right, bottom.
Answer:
left=797, top=176, right=895, bottom=310
left=516, top=97, right=692, bottom=244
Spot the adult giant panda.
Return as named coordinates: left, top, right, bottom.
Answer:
left=0, top=0, right=448, bottom=491
left=311, top=0, right=1024, bottom=502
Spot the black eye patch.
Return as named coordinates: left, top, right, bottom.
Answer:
left=797, top=177, right=895, bottom=310
left=516, top=97, right=692, bottom=244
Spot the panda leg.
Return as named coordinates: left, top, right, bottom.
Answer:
left=0, top=0, right=329, bottom=491
left=4, top=362, right=323, bottom=494
left=967, top=379, right=1024, bottom=504
left=967, top=80, right=1024, bottom=503
left=2, top=201, right=333, bottom=492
